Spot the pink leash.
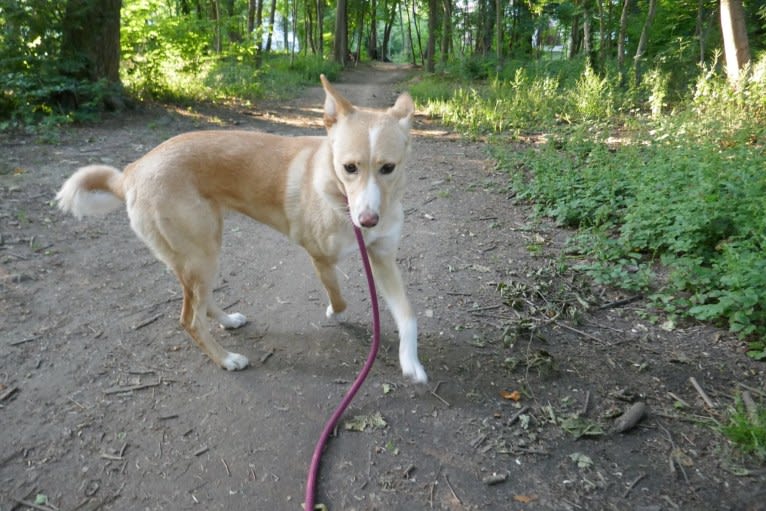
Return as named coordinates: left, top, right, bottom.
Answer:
left=304, top=223, right=380, bottom=510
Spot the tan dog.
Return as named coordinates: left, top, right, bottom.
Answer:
left=56, top=76, right=427, bottom=383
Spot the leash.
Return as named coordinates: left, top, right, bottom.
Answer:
left=304, top=223, right=381, bottom=510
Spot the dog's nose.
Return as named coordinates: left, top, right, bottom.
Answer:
left=358, top=211, right=379, bottom=228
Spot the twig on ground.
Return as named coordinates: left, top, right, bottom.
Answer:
left=482, top=472, right=508, bottom=485
left=613, top=402, right=648, bottom=433
left=580, top=391, right=591, bottom=417
left=741, top=391, right=760, bottom=425
left=221, top=458, right=231, bottom=476
left=443, top=474, right=462, bottom=505
left=554, top=321, right=608, bottom=345
left=689, top=377, right=716, bottom=408
left=103, top=378, right=163, bottom=395
left=9, top=496, right=55, bottom=511
left=508, top=405, right=530, bottom=426
left=738, top=382, right=766, bottom=398
left=597, top=295, right=643, bottom=310
left=0, top=385, right=19, bottom=401
left=668, top=392, right=691, bottom=408
left=623, top=472, right=646, bottom=498
left=132, top=313, right=162, bottom=331
left=9, top=335, right=41, bottom=346
left=431, top=381, right=450, bottom=407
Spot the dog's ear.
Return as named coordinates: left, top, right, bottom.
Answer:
left=320, top=74, right=354, bottom=129
left=389, top=92, right=415, bottom=132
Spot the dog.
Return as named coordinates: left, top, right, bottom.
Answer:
left=56, top=75, right=427, bottom=383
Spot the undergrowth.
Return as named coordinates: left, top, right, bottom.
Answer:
left=722, top=396, right=766, bottom=461
left=412, top=55, right=766, bottom=351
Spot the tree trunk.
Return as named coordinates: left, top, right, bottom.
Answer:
left=495, top=0, right=502, bottom=65
left=400, top=0, right=416, bottom=65
left=265, top=0, right=277, bottom=52
left=617, top=0, right=630, bottom=73
left=582, top=0, right=592, bottom=65
left=255, top=0, right=264, bottom=52
left=720, top=0, right=750, bottom=83
left=426, top=0, right=437, bottom=71
left=412, top=0, right=424, bottom=65
left=369, top=0, right=378, bottom=59
left=633, top=0, right=657, bottom=84
left=317, top=0, right=324, bottom=58
left=440, top=0, right=452, bottom=64
left=381, top=0, right=397, bottom=61
left=568, top=11, right=580, bottom=59
left=247, top=0, right=256, bottom=34
left=61, top=0, right=122, bottom=84
left=696, top=0, right=705, bottom=65
left=333, top=0, right=348, bottom=65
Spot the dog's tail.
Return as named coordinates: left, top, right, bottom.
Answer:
left=56, top=164, right=126, bottom=219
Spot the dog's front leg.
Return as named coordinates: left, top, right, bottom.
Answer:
left=368, top=248, right=427, bottom=383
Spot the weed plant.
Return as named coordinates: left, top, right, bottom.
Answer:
left=414, top=55, right=766, bottom=348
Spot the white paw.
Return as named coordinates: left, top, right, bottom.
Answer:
left=222, top=352, right=249, bottom=371
left=401, top=357, right=428, bottom=384
left=325, top=304, right=346, bottom=322
left=219, top=312, right=248, bottom=330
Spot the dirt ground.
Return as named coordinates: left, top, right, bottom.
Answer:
left=1, top=63, right=765, bottom=511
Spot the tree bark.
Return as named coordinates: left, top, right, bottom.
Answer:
left=317, top=0, right=324, bottom=58
left=369, top=0, right=378, bottom=59
left=633, top=0, right=657, bottom=84
left=440, top=0, right=452, bottom=64
left=426, top=0, right=437, bottom=71
left=61, top=0, right=122, bottom=84
left=333, top=0, right=348, bottom=65
left=265, top=0, right=277, bottom=52
left=495, top=0, right=503, bottom=65
left=720, top=0, right=750, bottom=83
left=617, top=0, right=630, bottom=73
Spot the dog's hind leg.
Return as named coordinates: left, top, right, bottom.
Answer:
left=177, top=263, right=249, bottom=371
left=311, top=256, right=348, bottom=321
left=207, top=301, right=248, bottom=330
left=128, top=197, right=249, bottom=370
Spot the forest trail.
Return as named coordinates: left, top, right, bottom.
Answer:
left=1, top=63, right=764, bottom=510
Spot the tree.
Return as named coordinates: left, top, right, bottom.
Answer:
left=633, top=0, right=657, bottom=84
left=333, top=0, right=349, bottom=64
left=426, top=0, right=437, bottom=71
left=720, top=0, right=750, bottom=83
left=61, top=0, right=122, bottom=85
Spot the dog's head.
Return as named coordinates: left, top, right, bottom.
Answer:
left=320, top=74, right=414, bottom=230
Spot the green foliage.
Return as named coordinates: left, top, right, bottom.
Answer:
left=427, top=53, right=766, bottom=344
left=722, top=397, right=766, bottom=460
left=0, top=0, right=111, bottom=128
left=119, top=0, right=341, bottom=104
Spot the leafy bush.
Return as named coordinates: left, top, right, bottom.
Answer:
left=427, top=54, right=766, bottom=344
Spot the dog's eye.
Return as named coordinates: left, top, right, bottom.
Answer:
left=343, top=163, right=358, bottom=174
left=380, top=163, right=395, bottom=175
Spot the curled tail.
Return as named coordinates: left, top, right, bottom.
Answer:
left=56, top=164, right=126, bottom=219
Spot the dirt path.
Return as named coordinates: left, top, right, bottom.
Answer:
left=1, top=63, right=764, bottom=511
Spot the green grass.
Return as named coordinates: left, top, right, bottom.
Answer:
left=722, top=397, right=766, bottom=461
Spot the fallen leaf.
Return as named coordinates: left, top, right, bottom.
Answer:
left=500, top=390, right=522, bottom=401
left=569, top=452, right=593, bottom=469
left=343, top=412, right=387, bottom=432
left=514, top=494, right=538, bottom=504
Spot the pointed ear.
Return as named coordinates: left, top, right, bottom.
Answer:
left=321, top=74, right=354, bottom=129
left=389, top=92, right=415, bottom=131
